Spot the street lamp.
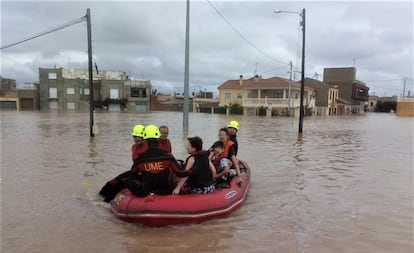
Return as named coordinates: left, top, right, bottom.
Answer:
left=274, top=8, right=306, bottom=134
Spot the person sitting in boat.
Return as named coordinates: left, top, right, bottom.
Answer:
left=131, top=124, right=147, bottom=160
left=158, top=125, right=172, bottom=153
left=227, top=120, right=239, bottom=156
left=173, top=136, right=217, bottom=194
left=99, top=124, right=147, bottom=202
left=211, top=140, right=235, bottom=186
left=209, top=128, right=241, bottom=177
left=125, top=124, right=186, bottom=197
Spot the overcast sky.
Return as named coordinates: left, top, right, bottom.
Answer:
left=1, top=0, right=413, bottom=96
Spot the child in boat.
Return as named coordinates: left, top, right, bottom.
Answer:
left=211, top=140, right=236, bottom=185
left=211, top=128, right=241, bottom=177
left=172, top=136, right=216, bottom=194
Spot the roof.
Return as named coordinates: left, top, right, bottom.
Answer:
left=336, top=97, right=352, bottom=104
left=304, top=78, right=338, bottom=89
left=218, top=76, right=314, bottom=91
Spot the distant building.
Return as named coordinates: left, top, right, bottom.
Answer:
left=38, top=68, right=151, bottom=112
left=304, top=78, right=339, bottom=116
left=0, top=77, right=19, bottom=110
left=323, top=67, right=369, bottom=113
left=218, top=75, right=315, bottom=116
left=18, top=83, right=39, bottom=110
left=367, top=95, right=380, bottom=112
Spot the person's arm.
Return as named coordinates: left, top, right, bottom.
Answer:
left=172, top=176, right=188, bottom=194
left=208, top=160, right=217, bottom=179
left=230, top=154, right=241, bottom=176
left=172, top=157, right=194, bottom=194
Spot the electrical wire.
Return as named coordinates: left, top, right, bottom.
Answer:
left=0, top=15, right=86, bottom=50
left=206, top=0, right=289, bottom=65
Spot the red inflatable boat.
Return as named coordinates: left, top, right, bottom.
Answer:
left=110, top=160, right=251, bottom=227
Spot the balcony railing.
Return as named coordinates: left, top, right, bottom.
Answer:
left=242, top=97, right=301, bottom=108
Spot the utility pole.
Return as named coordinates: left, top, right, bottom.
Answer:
left=86, top=8, right=94, bottom=137
left=403, top=77, right=407, bottom=98
left=183, top=0, right=190, bottom=130
left=298, top=8, right=306, bottom=134
left=288, top=61, right=292, bottom=116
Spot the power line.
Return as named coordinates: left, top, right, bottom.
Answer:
left=364, top=78, right=406, bottom=83
left=0, top=16, right=86, bottom=50
left=206, top=0, right=289, bottom=65
left=260, top=63, right=290, bottom=74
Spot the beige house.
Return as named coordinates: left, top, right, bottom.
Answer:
left=218, top=75, right=315, bottom=116
left=304, top=78, right=339, bottom=116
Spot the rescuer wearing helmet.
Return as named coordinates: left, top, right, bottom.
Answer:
left=131, top=124, right=147, bottom=160
left=227, top=120, right=239, bottom=156
left=124, top=124, right=186, bottom=197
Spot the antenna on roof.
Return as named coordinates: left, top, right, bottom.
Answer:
left=254, top=62, right=258, bottom=75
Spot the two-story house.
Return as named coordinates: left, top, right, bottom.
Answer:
left=218, top=75, right=315, bottom=116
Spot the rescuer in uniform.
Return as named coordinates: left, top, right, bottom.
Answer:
left=124, top=124, right=186, bottom=197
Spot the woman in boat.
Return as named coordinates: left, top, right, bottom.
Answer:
left=172, top=136, right=217, bottom=194
left=210, top=128, right=241, bottom=177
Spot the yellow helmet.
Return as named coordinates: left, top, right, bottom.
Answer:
left=227, top=120, right=239, bottom=130
left=143, top=124, right=160, bottom=139
left=131, top=124, right=145, bottom=137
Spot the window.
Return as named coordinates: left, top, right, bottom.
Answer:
left=49, top=101, right=58, bottom=109
left=237, top=93, right=242, bottom=99
left=66, top=88, right=75, bottom=95
left=131, top=87, right=147, bottom=97
left=295, top=93, right=299, bottom=99
left=84, top=88, right=90, bottom=95
left=67, top=102, right=75, bottom=110
left=247, top=93, right=253, bottom=98
left=49, top=87, right=57, bottom=98
left=273, top=91, right=283, bottom=98
left=110, top=88, right=119, bottom=99
left=225, top=93, right=231, bottom=100
left=79, top=88, right=83, bottom=95
left=48, top=73, right=57, bottom=79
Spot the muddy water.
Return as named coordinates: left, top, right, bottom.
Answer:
left=1, top=111, right=413, bottom=253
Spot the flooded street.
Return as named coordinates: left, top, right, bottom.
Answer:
left=1, top=111, right=413, bottom=253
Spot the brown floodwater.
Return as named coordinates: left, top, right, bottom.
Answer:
left=1, top=111, right=413, bottom=253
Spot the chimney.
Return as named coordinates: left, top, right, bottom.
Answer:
left=254, top=74, right=259, bottom=82
left=239, top=75, right=243, bottom=85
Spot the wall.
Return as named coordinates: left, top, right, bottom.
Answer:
left=396, top=99, right=414, bottom=116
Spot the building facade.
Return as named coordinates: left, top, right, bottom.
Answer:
left=0, top=77, right=19, bottom=110
left=218, top=75, right=315, bottom=116
left=323, top=67, right=369, bottom=113
left=38, top=68, right=151, bottom=112
left=304, top=78, right=339, bottom=116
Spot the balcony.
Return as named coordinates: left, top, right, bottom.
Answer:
left=242, top=97, right=301, bottom=108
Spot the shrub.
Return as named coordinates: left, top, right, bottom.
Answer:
left=229, top=103, right=243, bottom=115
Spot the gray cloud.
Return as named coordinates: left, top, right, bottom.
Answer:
left=1, top=1, right=413, bottom=96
